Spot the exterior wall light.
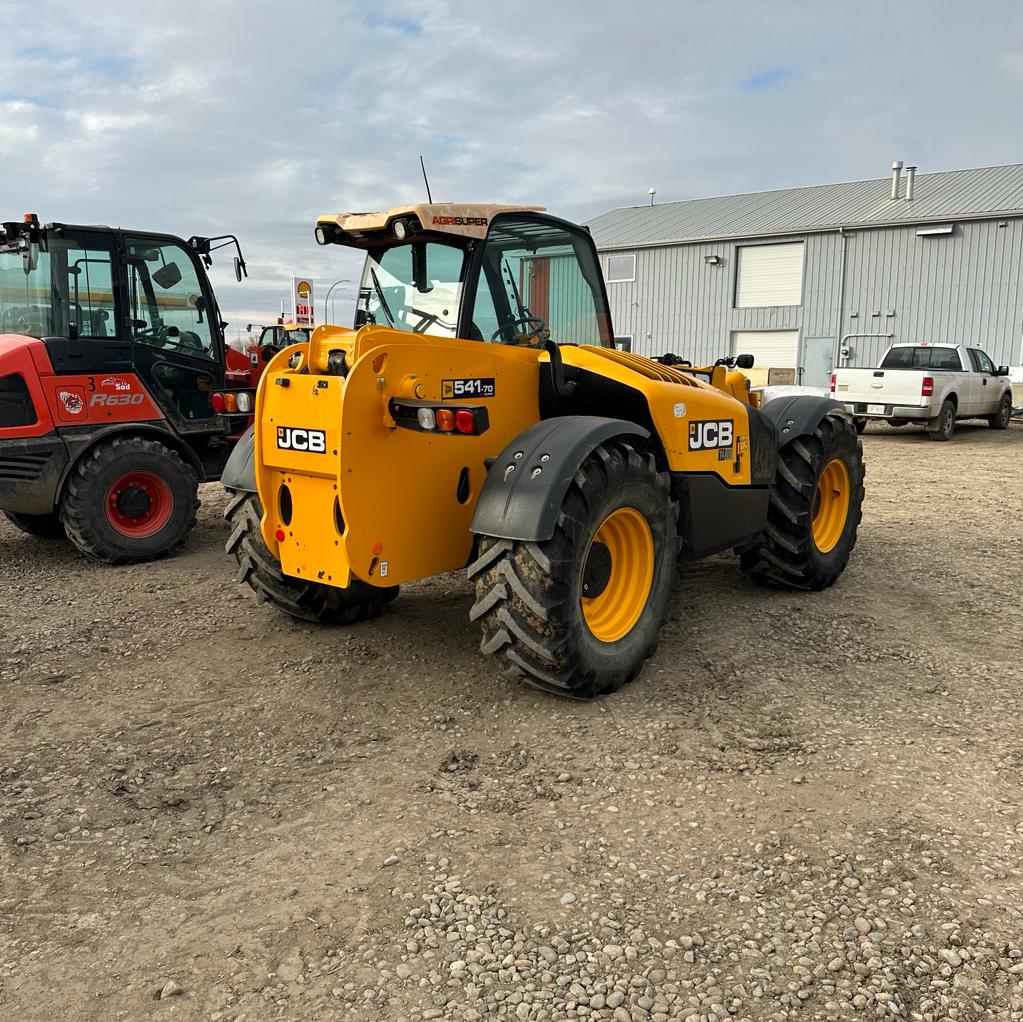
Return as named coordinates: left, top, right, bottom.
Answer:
left=704, top=255, right=722, bottom=265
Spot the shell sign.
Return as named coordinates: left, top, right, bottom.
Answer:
left=291, top=277, right=315, bottom=327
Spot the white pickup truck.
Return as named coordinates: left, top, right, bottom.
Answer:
left=831, top=343, right=1014, bottom=441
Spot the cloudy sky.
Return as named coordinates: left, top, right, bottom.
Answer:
left=2, top=0, right=1022, bottom=336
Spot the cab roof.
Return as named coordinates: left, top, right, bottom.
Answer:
left=315, top=203, right=546, bottom=243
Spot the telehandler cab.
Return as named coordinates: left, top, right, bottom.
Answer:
left=223, top=204, right=864, bottom=697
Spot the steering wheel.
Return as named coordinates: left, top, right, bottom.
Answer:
left=491, top=316, right=548, bottom=346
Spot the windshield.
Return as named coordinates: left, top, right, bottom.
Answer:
left=0, top=234, right=116, bottom=339
left=355, top=241, right=466, bottom=336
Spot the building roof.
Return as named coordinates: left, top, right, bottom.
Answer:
left=587, top=163, right=1023, bottom=250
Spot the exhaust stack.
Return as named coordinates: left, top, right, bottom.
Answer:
left=890, top=160, right=903, bottom=200
left=905, top=165, right=917, bottom=201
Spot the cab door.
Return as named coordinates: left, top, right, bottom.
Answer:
left=124, top=235, right=223, bottom=434
left=967, top=348, right=997, bottom=414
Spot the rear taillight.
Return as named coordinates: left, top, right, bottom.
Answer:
left=922, top=376, right=934, bottom=397
left=212, top=390, right=253, bottom=414
left=390, top=399, right=489, bottom=436
left=829, top=372, right=836, bottom=394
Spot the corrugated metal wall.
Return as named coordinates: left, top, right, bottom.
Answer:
left=600, top=218, right=1023, bottom=369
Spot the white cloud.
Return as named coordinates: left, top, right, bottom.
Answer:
left=1, top=0, right=1022, bottom=328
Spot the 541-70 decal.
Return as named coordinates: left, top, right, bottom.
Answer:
left=442, top=377, right=494, bottom=399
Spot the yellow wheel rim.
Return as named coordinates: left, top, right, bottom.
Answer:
left=812, top=458, right=851, bottom=554
left=581, top=507, right=655, bottom=643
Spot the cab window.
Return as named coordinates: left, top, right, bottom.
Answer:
left=0, top=235, right=116, bottom=339
left=969, top=348, right=995, bottom=374
left=468, top=216, right=611, bottom=347
left=356, top=242, right=465, bottom=337
left=125, top=238, right=216, bottom=359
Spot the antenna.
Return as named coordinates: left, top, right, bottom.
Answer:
left=419, top=155, right=433, bottom=204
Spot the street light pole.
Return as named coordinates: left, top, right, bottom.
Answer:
left=323, top=279, right=351, bottom=324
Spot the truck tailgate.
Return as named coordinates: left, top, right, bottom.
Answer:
left=834, top=369, right=927, bottom=408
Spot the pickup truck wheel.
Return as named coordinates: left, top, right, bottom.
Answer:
left=929, top=400, right=956, bottom=442
left=987, top=393, right=1012, bottom=430
left=740, top=412, right=864, bottom=591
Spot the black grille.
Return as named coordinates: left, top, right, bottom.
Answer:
left=0, top=452, right=51, bottom=482
left=0, top=374, right=37, bottom=428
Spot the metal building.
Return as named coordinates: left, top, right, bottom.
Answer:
left=586, top=162, right=1023, bottom=387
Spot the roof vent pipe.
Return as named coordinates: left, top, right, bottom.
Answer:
left=905, top=165, right=917, bottom=201
left=890, top=160, right=903, bottom=200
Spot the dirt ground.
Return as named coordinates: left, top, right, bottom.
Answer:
left=2, top=420, right=1022, bottom=1022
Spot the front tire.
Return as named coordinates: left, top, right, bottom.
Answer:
left=224, top=489, right=398, bottom=624
left=60, top=437, right=199, bottom=564
left=469, top=441, right=679, bottom=699
left=4, top=511, right=65, bottom=539
left=741, top=412, right=864, bottom=591
left=929, top=399, right=956, bottom=441
left=988, top=392, right=1012, bottom=430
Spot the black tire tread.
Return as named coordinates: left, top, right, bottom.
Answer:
left=740, top=413, right=865, bottom=591
left=224, top=489, right=397, bottom=625
left=4, top=510, right=65, bottom=538
left=469, top=442, right=677, bottom=699
left=60, top=436, right=198, bottom=564
left=987, top=393, right=1012, bottom=430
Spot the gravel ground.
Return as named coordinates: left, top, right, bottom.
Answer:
left=1, top=420, right=1022, bottom=1022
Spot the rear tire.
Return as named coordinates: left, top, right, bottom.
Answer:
left=4, top=511, right=65, bottom=538
left=929, top=400, right=956, bottom=441
left=988, top=392, right=1012, bottom=430
left=60, top=437, right=198, bottom=564
left=224, top=489, right=398, bottom=624
left=469, top=441, right=678, bottom=699
left=740, top=412, right=864, bottom=591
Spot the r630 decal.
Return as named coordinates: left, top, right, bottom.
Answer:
left=90, top=393, right=144, bottom=407
left=277, top=426, right=326, bottom=453
left=688, top=419, right=734, bottom=451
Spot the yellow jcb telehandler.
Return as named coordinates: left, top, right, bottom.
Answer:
left=221, top=204, right=865, bottom=697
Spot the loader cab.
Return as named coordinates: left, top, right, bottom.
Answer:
left=324, top=205, right=613, bottom=349
left=0, top=218, right=245, bottom=432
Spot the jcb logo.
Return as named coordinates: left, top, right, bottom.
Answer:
left=277, top=426, right=326, bottom=453
left=90, top=393, right=144, bottom=407
left=688, top=419, right=734, bottom=450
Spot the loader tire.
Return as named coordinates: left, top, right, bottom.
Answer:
left=4, top=511, right=65, bottom=538
left=740, top=412, right=864, bottom=591
left=469, top=441, right=678, bottom=699
left=987, top=392, right=1012, bottom=430
left=224, top=489, right=397, bottom=624
left=60, top=437, right=198, bottom=564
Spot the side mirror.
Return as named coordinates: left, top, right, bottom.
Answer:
left=736, top=353, right=755, bottom=369
left=997, top=365, right=1009, bottom=376
left=153, top=261, right=183, bottom=289
left=234, top=255, right=247, bottom=282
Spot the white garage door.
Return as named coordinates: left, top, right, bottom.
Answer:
left=732, top=329, right=799, bottom=367
left=735, top=242, right=804, bottom=307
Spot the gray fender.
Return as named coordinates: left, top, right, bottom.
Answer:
left=221, top=424, right=257, bottom=492
left=471, top=416, right=649, bottom=543
left=759, top=394, right=849, bottom=449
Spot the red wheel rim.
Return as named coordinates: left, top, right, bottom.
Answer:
left=104, top=471, right=174, bottom=538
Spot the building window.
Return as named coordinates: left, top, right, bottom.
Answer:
left=613, top=336, right=633, bottom=352
left=735, top=242, right=803, bottom=308
left=605, top=254, right=635, bottom=283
